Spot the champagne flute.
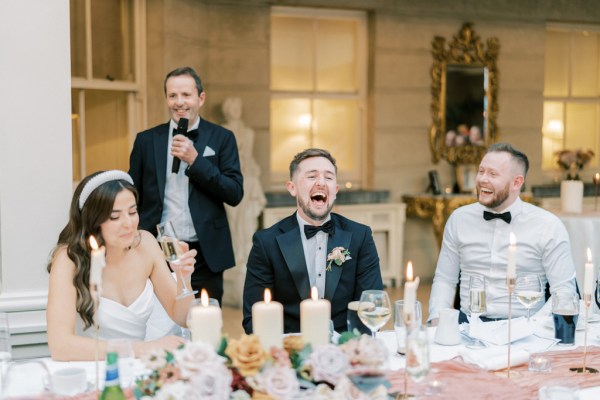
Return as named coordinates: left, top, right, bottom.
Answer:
left=468, top=275, right=486, bottom=349
left=357, top=290, right=391, bottom=339
left=156, top=221, right=197, bottom=300
left=515, top=273, right=543, bottom=322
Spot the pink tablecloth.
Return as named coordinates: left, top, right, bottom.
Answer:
left=388, top=346, right=600, bottom=399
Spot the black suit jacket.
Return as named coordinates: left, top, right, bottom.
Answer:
left=242, top=212, right=383, bottom=333
left=129, top=119, right=243, bottom=272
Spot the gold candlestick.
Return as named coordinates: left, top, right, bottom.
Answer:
left=507, top=277, right=515, bottom=378
left=570, top=294, right=599, bottom=374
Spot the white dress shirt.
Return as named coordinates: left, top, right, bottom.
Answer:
left=296, top=214, right=329, bottom=299
left=161, top=118, right=200, bottom=241
left=429, top=197, right=577, bottom=321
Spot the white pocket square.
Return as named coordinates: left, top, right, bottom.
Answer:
left=203, top=146, right=215, bottom=157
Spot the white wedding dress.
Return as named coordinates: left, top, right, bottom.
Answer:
left=77, top=279, right=180, bottom=340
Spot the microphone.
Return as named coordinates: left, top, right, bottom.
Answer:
left=171, top=118, right=189, bottom=174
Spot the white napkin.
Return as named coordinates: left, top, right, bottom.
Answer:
left=458, top=346, right=529, bottom=371
left=468, top=317, right=533, bottom=345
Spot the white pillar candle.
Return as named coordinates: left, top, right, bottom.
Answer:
left=584, top=248, right=594, bottom=296
left=190, top=289, right=222, bottom=349
left=403, top=261, right=420, bottom=316
left=507, top=232, right=517, bottom=280
left=300, top=287, right=330, bottom=348
left=252, top=288, right=283, bottom=350
left=88, top=236, right=105, bottom=287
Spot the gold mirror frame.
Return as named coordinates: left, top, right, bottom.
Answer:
left=429, top=23, right=500, bottom=165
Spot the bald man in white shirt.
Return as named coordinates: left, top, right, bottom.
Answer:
left=429, top=143, right=578, bottom=325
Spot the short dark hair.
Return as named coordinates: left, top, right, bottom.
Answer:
left=164, top=67, right=203, bottom=96
left=487, top=142, right=529, bottom=177
left=289, top=148, right=337, bottom=179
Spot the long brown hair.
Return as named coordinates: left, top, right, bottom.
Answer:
left=47, top=171, right=138, bottom=329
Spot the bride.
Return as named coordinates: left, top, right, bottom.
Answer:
left=46, top=170, right=195, bottom=361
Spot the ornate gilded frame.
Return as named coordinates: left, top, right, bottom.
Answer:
left=429, top=23, right=500, bottom=165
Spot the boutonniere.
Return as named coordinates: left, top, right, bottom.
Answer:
left=326, top=247, right=351, bottom=272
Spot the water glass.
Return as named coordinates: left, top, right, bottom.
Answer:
left=552, top=293, right=579, bottom=345
left=406, top=325, right=430, bottom=394
left=106, top=339, right=135, bottom=388
left=347, top=301, right=371, bottom=335
left=393, top=300, right=422, bottom=355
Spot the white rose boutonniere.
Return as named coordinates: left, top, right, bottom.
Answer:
left=326, top=247, right=351, bottom=272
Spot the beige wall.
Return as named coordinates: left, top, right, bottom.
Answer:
left=144, top=0, right=600, bottom=279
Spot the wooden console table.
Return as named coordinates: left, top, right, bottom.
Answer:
left=402, top=194, right=477, bottom=248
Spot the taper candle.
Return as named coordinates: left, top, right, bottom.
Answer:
left=507, top=232, right=517, bottom=280
left=403, top=261, right=420, bottom=317
left=89, top=236, right=105, bottom=287
left=584, top=248, right=594, bottom=296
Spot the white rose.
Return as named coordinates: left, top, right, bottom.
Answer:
left=154, top=381, right=195, bottom=400
left=341, top=335, right=387, bottom=367
left=142, top=348, right=168, bottom=370
left=174, top=341, right=220, bottom=379
left=188, top=361, right=232, bottom=400
left=230, top=390, right=252, bottom=400
left=260, top=366, right=300, bottom=400
left=307, top=344, right=350, bottom=385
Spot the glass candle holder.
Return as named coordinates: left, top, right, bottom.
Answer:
left=528, top=354, right=552, bottom=373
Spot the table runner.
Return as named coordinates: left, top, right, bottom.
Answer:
left=388, top=346, right=600, bottom=399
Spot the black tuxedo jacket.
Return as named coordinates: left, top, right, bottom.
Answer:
left=242, top=212, right=383, bottom=333
left=129, top=119, right=243, bottom=272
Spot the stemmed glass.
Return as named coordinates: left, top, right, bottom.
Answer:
left=467, top=275, right=487, bottom=348
left=156, top=221, right=197, bottom=300
left=515, top=273, right=543, bottom=322
left=357, top=290, right=391, bottom=339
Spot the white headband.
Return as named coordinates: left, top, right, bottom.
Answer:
left=78, top=170, right=134, bottom=210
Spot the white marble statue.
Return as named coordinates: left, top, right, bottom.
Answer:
left=222, top=97, right=267, bottom=306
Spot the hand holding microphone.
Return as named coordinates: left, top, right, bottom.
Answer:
left=171, top=118, right=189, bottom=174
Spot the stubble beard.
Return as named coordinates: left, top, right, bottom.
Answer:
left=478, top=182, right=510, bottom=209
left=298, top=196, right=334, bottom=223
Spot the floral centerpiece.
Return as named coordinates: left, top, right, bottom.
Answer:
left=134, top=332, right=391, bottom=400
left=555, top=148, right=595, bottom=180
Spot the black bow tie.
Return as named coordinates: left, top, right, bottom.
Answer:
left=173, top=129, right=199, bottom=141
left=304, top=220, right=335, bottom=239
left=483, top=211, right=512, bottom=224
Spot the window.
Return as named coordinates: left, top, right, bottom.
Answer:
left=270, top=7, right=367, bottom=187
left=542, top=24, right=600, bottom=170
left=70, top=0, right=146, bottom=181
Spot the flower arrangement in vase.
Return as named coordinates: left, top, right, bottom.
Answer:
left=555, top=148, right=595, bottom=180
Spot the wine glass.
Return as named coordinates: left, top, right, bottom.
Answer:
left=467, top=275, right=487, bottom=348
left=515, top=273, right=543, bottom=322
left=156, top=221, right=198, bottom=300
left=357, top=290, right=391, bottom=339
left=406, top=325, right=430, bottom=397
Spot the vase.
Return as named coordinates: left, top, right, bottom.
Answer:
left=560, top=180, right=584, bottom=213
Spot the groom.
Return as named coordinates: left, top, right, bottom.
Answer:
left=242, top=148, right=383, bottom=334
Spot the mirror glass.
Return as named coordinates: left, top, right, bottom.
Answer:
left=430, top=23, right=499, bottom=165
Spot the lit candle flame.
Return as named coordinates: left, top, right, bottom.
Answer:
left=406, top=261, right=413, bottom=281
left=510, top=232, right=516, bottom=246
left=587, top=248, right=592, bottom=263
left=264, top=288, right=272, bottom=304
left=595, top=173, right=600, bottom=184
left=311, top=286, right=319, bottom=300
left=89, top=235, right=98, bottom=250
left=201, top=289, right=209, bottom=306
